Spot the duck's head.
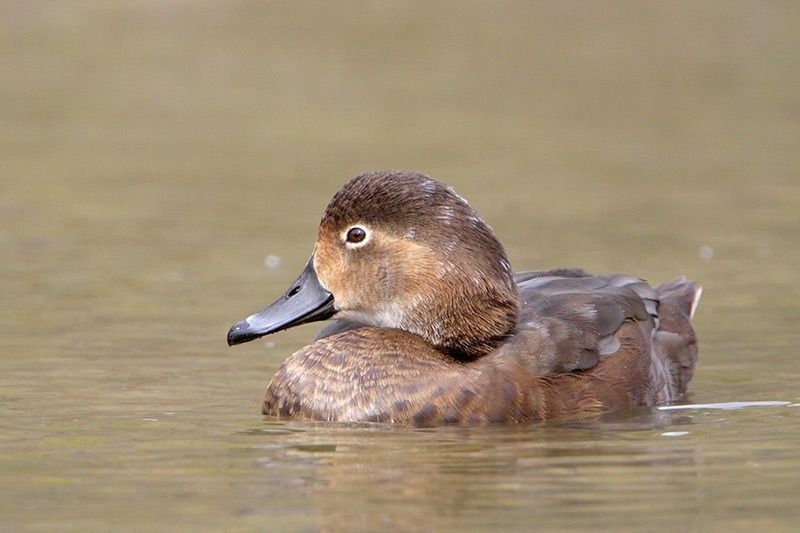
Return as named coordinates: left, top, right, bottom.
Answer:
left=227, top=170, right=520, bottom=358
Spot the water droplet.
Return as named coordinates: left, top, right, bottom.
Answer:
left=699, top=245, right=714, bottom=260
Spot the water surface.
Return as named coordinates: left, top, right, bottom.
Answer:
left=2, top=2, right=799, bottom=531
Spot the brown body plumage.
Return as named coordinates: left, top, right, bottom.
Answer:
left=228, top=171, right=701, bottom=425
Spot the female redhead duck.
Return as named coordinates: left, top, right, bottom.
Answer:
left=228, top=170, right=701, bottom=425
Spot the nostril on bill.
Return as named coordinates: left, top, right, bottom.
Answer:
left=287, top=285, right=301, bottom=298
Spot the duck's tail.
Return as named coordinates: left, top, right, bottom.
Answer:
left=653, top=277, right=702, bottom=397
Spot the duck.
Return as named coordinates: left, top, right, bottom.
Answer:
left=227, top=170, right=701, bottom=425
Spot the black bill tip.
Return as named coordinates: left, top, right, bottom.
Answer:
left=227, top=319, right=264, bottom=346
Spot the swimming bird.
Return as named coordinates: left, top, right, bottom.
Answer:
left=228, top=170, right=700, bottom=425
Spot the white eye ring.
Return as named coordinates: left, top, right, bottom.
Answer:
left=342, top=225, right=371, bottom=249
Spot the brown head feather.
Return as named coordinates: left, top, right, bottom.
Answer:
left=313, top=170, right=519, bottom=358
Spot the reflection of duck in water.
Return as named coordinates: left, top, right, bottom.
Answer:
left=228, top=170, right=701, bottom=425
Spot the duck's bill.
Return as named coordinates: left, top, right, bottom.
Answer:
left=227, top=259, right=335, bottom=346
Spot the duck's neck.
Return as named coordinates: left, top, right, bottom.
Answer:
left=399, top=279, right=521, bottom=360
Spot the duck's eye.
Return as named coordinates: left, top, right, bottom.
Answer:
left=346, top=227, right=367, bottom=244
left=342, top=225, right=371, bottom=249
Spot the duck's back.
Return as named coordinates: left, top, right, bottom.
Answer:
left=500, top=270, right=699, bottom=408
left=262, top=271, right=700, bottom=425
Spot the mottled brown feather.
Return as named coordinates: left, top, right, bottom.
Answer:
left=263, top=275, right=699, bottom=424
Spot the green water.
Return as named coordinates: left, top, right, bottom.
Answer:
left=2, top=2, right=799, bottom=531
